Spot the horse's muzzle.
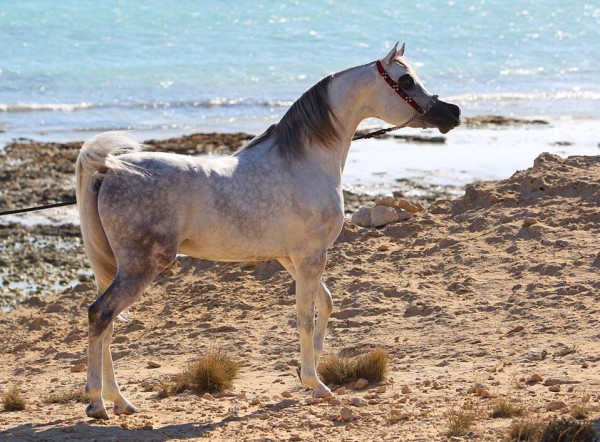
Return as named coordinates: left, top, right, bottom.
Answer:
left=424, top=99, right=461, bottom=134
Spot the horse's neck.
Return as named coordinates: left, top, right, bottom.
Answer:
left=326, top=63, right=376, bottom=174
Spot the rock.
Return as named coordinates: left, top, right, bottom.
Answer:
left=147, top=360, right=161, bottom=369
left=70, top=363, right=86, bottom=373
left=350, top=397, right=367, bottom=407
left=335, top=387, right=347, bottom=395
left=527, top=374, right=543, bottom=383
left=396, top=209, right=413, bottom=221
left=339, top=406, right=354, bottom=422
left=523, top=217, right=539, bottom=226
left=351, top=206, right=373, bottom=227
left=377, top=244, right=390, bottom=252
left=354, top=378, right=369, bottom=390
left=374, top=196, right=396, bottom=208
left=582, top=362, right=589, bottom=369
left=546, top=400, right=567, bottom=411
left=396, top=199, right=421, bottom=213
left=281, top=391, right=292, bottom=398
left=250, top=397, right=261, bottom=405
left=548, top=385, right=560, bottom=392
left=237, top=392, right=248, bottom=400
left=401, top=385, right=411, bottom=394
left=468, top=383, right=492, bottom=398
left=543, top=377, right=579, bottom=386
left=202, top=393, right=215, bottom=401
left=371, top=205, right=399, bottom=227
left=507, top=325, right=524, bottom=334
left=376, top=385, right=387, bottom=394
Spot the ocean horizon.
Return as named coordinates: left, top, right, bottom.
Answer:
left=1, top=0, right=599, bottom=144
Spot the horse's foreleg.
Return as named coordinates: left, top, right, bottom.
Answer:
left=292, top=252, right=332, bottom=398
left=86, top=270, right=153, bottom=420
left=278, top=257, right=334, bottom=369
left=314, top=281, right=333, bottom=367
left=102, top=322, right=137, bottom=415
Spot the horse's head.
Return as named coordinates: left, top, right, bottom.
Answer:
left=373, top=42, right=461, bottom=134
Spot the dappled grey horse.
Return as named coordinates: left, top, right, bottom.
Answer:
left=76, top=42, right=461, bottom=419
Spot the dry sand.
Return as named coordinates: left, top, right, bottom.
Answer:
left=1, top=152, right=600, bottom=441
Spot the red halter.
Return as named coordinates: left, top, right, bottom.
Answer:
left=376, top=59, right=426, bottom=115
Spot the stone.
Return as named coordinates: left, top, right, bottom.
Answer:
left=371, top=205, right=399, bottom=227
left=351, top=206, right=373, bottom=227
left=335, top=387, right=347, bottom=395
left=350, top=397, right=367, bottom=407
left=281, top=391, right=292, bottom=398
left=202, top=393, right=215, bottom=401
left=396, top=209, right=413, bottom=221
left=376, top=385, right=387, bottom=394
left=70, top=363, right=86, bottom=373
left=527, top=374, right=543, bottom=383
left=543, top=377, right=579, bottom=386
left=523, top=217, right=539, bottom=226
left=396, top=198, right=421, bottom=213
left=507, top=325, right=524, bottom=334
left=401, top=385, right=411, bottom=394
left=354, top=378, right=369, bottom=390
left=339, top=406, right=354, bottom=422
left=147, top=360, right=161, bottom=369
left=374, top=196, right=396, bottom=208
left=250, top=397, right=261, bottom=405
left=548, top=385, right=560, bottom=392
left=468, top=383, right=492, bottom=398
left=377, top=244, right=390, bottom=252
left=237, top=392, right=248, bottom=400
left=546, top=400, right=567, bottom=411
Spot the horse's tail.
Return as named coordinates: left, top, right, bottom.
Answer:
left=76, top=131, right=145, bottom=294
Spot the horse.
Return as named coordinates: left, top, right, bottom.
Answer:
left=76, top=42, right=461, bottom=419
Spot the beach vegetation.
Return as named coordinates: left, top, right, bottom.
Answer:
left=2, top=387, right=27, bottom=411
left=318, top=348, right=390, bottom=387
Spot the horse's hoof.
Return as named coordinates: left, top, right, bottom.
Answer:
left=85, top=403, right=109, bottom=420
left=114, top=401, right=137, bottom=416
left=312, top=387, right=332, bottom=399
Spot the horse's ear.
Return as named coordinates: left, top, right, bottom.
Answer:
left=398, top=42, right=406, bottom=57
left=382, top=42, right=399, bottom=65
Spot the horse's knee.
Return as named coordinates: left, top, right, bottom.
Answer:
left=318, top=284, right=333, bottom=316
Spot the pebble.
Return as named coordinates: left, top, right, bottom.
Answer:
left=527, top=374, right=543, bottom=383
left=468, top=383, right=492, bottom=398
left=523, top=217, right=539, bottom=227
left=396, top=209, right=413, bottom=221
left=548, top=385, right=560, bottom=392
left=507, top=325, right=524, bottom=334
left=543, top=377, right=579, bottom=386
left=350, top=206, right=372, bottom=227
left=354, top=378, right=369, bottom=390
left=202, top=393, right=215, bottom=401
left=147, top=360, right=161, bottom=369
left=377, top=244, right=390, bottom=252
left=376, top=385, right=387, bottom=394
left=236, top=392, right=248, bottom=400
left=339, top=407, right=354, bottom=422
left=396, top=198, right=421, bottom=213
left=350, top=397, right=367, bottom=407
left=546, top=400, right=567, bottom=411
left=70, top=363, right=86, bottom=373
left=401, top=385, right=411, bottom=394
left=335, top=387, right=347, bottom=395
left=281, top=391, right=292, bottom=398
left=582, top=362, right=589, bottom=369
left=250, top=397, right=261, bottom=405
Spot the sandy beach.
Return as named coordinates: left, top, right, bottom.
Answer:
left=1, top=127, right=600, bottom=440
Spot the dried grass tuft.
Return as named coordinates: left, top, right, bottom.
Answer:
left=43, top=388, right=89, bottom=404
left=2, top=387, right=26, bottom=411
left=445, top=405, right=475, bottom=438
left=489, top=399, right=525, bottom=418
left=318, top=348, right=390, bottom=387
left=157, top=349, right=240, bottom=398
left=540, top=418, right=596, bottom=442
left=507, top=419, right=543, bottom=441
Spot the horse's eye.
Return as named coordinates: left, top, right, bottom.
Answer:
left=398, top=74, right=414, bottom=89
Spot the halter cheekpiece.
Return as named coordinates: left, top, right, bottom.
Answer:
left=375, top=59, right=438, bottom=129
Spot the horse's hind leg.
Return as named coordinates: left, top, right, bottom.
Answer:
left=278, top=258, right=333, bottom=367
left=102, top=322, right=136, bottom=415
left=86, top=269, right=155, bottom=420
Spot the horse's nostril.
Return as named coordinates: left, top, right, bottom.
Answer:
left=450, top=104, right=461, bottom=119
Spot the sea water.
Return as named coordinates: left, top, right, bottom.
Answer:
left=1, top=0, right=599, bottom=143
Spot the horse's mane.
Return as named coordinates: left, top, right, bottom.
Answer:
left=238, top=75, right=340, bottom=159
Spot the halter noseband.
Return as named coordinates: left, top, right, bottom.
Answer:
left=375, top=59, right=438, bottom=128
